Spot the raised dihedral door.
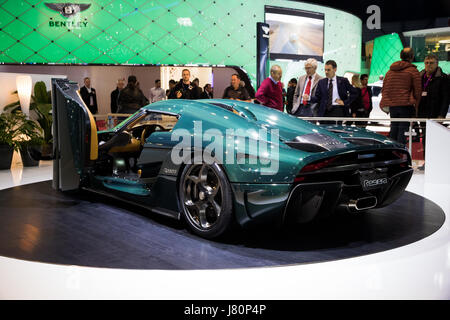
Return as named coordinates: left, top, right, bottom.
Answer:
left=52, top=78, right=98, bottom=191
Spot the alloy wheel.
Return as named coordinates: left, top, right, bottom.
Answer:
left=181, top=164, right=223, bottom=230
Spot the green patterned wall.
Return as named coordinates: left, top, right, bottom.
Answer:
left=367, top=33, right=450, bottom=84
left=369, top=33, right=404, bottom=84
left=0, top=0, right=362, bottom=86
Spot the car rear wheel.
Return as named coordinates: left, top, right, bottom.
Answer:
left=179, top=162, right=233, bottom=239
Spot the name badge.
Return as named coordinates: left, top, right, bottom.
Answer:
left=422, top=91, right=427, bottom=97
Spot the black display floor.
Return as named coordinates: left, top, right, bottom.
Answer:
left=0, top=180, right=445, bottom=270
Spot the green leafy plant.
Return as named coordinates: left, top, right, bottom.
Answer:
left=16, top=114, right=44, bottom=150
left=3, top=81, right=53, bottom=146
left=0, top=110, right=43, bottom=151
left=0, top=112, right=15, bottom=148
left=2, top=91, right=20, bottom=112
left=32, top=81, right=53, bottom=148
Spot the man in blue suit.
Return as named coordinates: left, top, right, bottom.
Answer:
left=305, top=60, right=357, bottom=122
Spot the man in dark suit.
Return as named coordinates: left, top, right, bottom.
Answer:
left=308, top=60, right=357, bottom=122
left=80, top=77, right=98, bottom=114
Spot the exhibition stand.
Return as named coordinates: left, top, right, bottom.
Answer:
left=0, top=0, right=448, bottom=301
left=0, top=162, right=449, bottom=299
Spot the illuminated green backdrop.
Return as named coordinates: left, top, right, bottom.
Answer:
left=369, top=33, right=450, bottom=83
left=369, top=33, right=403, bottom=84
left=0, top=0, right=362, bottom=86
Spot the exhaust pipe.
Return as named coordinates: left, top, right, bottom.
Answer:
left=346, top=196, right=378, bottom=212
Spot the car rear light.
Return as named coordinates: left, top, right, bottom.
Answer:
left=392, top=150, right=408, bottom=161
left=299, top=157, right=337, bottom=173
left=392, top=151, right=409, bottom=167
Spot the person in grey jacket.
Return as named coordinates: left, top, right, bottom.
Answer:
left=292, top=58, right=323, bottom=116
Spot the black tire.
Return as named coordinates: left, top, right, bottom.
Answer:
left=178, top=162, right=233, bottom=239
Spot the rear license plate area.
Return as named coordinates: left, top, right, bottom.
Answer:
left=359, top=170, right=388, bottom=191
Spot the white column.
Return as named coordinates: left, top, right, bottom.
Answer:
left=425, top=120, right=450, bottom=184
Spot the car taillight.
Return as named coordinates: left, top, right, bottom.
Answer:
left=294, top=176, right=305, bottom=183
left=392, top=150, right=408, bottom=161
left=299, top=157, right=337, bottom=173
left=392, top=151, right=409, bottom=167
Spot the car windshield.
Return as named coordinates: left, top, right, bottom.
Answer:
left=114, top=111, right=142, bottom=131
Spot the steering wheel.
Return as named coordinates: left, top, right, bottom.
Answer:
left=140, top=124, right=165, bottom=145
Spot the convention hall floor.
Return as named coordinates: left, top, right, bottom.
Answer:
left=0, top=160, right=449, bottom=299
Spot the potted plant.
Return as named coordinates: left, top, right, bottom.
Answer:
left=16, top=113, right=44, bottom=167
left=0, top=110, right=43, bottom=169
left=3, top=81, right=53, bottom=158
left=32, top=81, right=53, bottom=157
left=0, top=112, right=15, bottom=169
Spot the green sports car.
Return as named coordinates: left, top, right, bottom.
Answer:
left=52, top=79, right=412, bottom=239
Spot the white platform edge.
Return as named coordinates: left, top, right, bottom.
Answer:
left=0, top=162, right=449, bottom=300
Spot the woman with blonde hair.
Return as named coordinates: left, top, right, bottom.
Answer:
left=351, top=74, right=362, bottom=88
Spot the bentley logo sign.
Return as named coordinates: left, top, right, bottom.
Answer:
left=45, top=3, right=91, bottom=18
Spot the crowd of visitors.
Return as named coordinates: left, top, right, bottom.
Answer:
left=83, top=69, right=217, bottom=116
left=81, top=47, right=448, bottom=152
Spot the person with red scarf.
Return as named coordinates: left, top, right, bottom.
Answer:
left=360, top=74, right=373, bottom=116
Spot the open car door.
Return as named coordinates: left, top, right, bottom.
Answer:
left=52, top=78, right=98, bottom=191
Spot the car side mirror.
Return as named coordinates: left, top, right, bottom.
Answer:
left=116, top=131, right=132, bottom=146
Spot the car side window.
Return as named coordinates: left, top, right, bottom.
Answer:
left=129, top=112, right=179, bottom=132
